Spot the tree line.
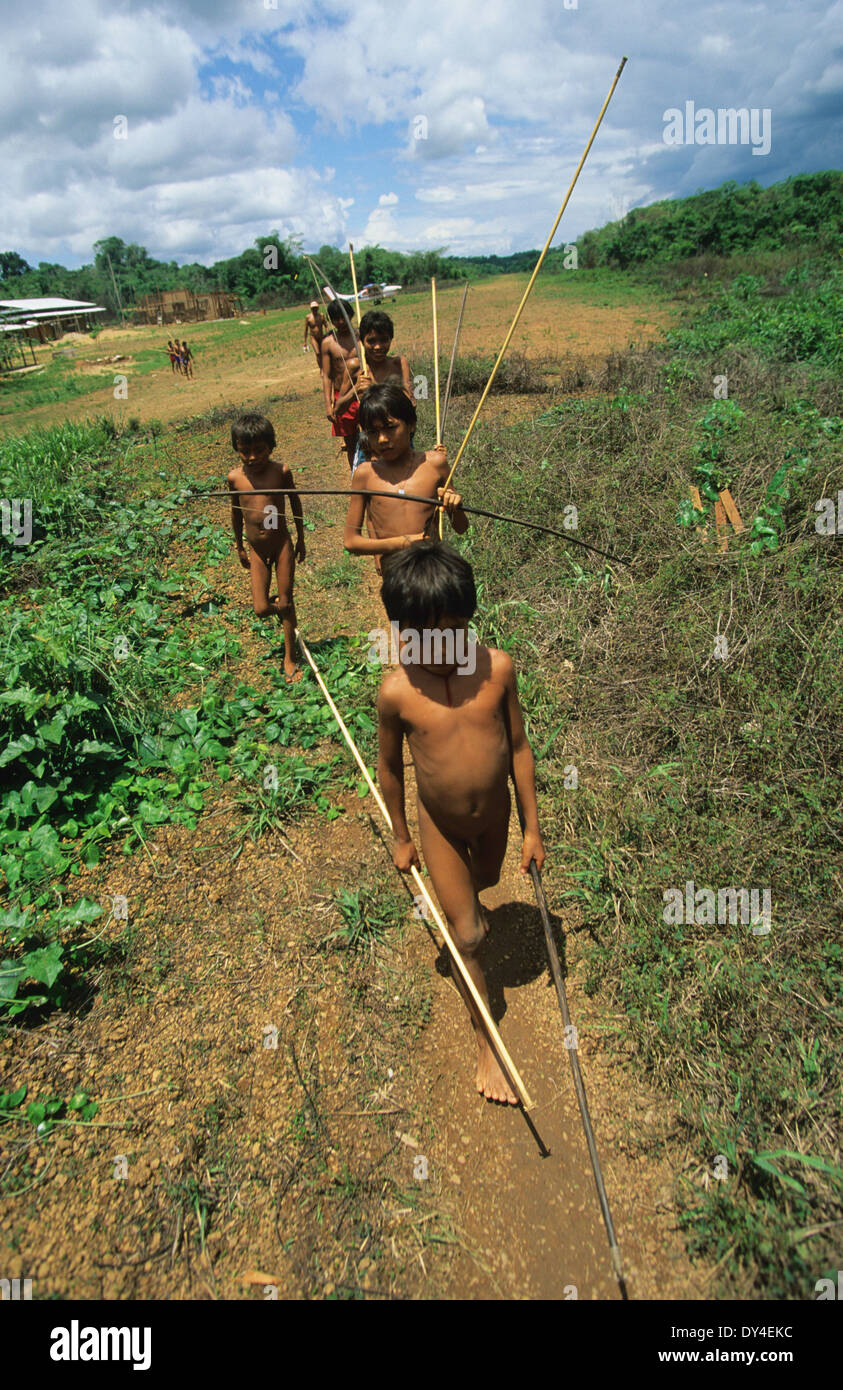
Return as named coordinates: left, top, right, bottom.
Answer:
left=1, top=171, right=839, bottom=316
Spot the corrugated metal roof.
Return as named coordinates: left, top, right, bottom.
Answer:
left=0, top=297, right=101, bottom=311
left=22, top=307, right=105, bottom=320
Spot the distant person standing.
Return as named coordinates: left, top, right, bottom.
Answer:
left=166, top=340, right=180, bottom=374
left=303, top=300, right=326, bottom=369
left=180, top=341, right=194, bottom=378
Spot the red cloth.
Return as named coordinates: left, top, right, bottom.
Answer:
left=331, top=394, right=359, bottom=438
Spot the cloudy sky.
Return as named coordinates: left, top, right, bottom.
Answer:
left=1, top=0, right=841, bottom=268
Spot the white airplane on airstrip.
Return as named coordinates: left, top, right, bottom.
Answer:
left=322, top=282, right=402, bottom=304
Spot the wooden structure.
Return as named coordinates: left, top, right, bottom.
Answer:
left=0, top=297, right=106, bottom=344
left=132, top=289, right=243, bottom=325
left=0, top=323, right=39, bottom=372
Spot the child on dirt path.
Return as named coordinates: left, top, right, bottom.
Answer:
left=228, top=413, right=305, bottom=683
left=343, top=383, right=467, bottom=571
left=321, top=300, right=361, bottom=467
left=167, top=340, right=180, bottom=374
left=180, top=341, right=194, bottom=378
left=377, top=541, right=546, bottom=1104
left=303, top=300, right=326, bottom=368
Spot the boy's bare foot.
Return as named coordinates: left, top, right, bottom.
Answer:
left=284, top=664, right=302, bottom=684
left=476, top=1036, right=518, bottom=1105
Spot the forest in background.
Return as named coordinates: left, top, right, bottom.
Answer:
left=1, top=170, right=840, bottom=320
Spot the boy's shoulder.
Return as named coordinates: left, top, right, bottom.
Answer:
left=378, top=665, right=409, bottom=711
left=417, top=446, right=448, bottom=473
left=486, top=644, right=515, bottom=683
left=267, top=454, right=293, bottom=477
left=352, top=459, right=376, bottom=487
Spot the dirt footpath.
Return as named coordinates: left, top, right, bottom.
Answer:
left=0, top=284, right=704, bottom=1300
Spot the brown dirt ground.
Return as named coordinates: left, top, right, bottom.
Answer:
left=0, top=278, right=708, bottom=1300
left=3, top=275, right=675, bottom=434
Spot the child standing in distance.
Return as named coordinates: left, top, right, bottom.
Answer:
left=228, top=413, right=305, bottom=683
left=321, top=299, right=361, bottom=468
left=303, top=300, right=326, bottom=368
left=343, top=383, right=467, bottom=570
left=167, top=340, right=180, bottom=374
left=377, top=541, right=546, bottom=1104
left=181, top=341, right=194, bottom=378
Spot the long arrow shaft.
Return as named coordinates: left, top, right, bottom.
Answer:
left=444, top=56, right=627, bottom=495
left=513, top=787, right=628, bottom=1298
left=182, top=488, right=629, bottom=565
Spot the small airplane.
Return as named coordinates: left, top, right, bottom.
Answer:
left=322, top=282, right=402, bottom=304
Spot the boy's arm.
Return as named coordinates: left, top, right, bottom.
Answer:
left=377, top=681, right=419, bottom=871
left=333, top=360, right=361, bottom=415
left=321, top=343, right=335, bottom=418
left=280, top=464, right=306, bottom=561
left=438, top=484, right=469, bottom=535
left=228, top=477, right=250, bottom=569
left=427, top=448, right=468, bottom=533
left=500, top=654, right=546, bottom=873
left=399, top=355, right=414, bottom=400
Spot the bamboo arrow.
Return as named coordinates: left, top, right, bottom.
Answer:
left=180, top=487, right=630, bottom=566
left=443, top=56, right=627, bottom=496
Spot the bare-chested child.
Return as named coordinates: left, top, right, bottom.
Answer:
left=343, top=383, right=467, bottom=571
left=321, top=299, right=361, bottom=467
left=377, top=541, right=546, bottom=1103
left=303, top=300, right=326, bottom=369
left=353, top=310, right=413, bottom=397
left=228, top=413, right=305, bottom=682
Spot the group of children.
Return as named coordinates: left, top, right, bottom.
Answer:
left=304, top=298, right=412, bottom=473
left=226, top=302, right=546, bottom=1107
left=166, top=339, right=194, bottom=378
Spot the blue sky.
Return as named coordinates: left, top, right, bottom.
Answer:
left=1, top=0, right=841, bottom=269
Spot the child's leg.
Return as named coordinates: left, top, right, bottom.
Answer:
left=248, top=549, right=275, bottom=617
left=274, top=535, right=300, bottom=682
left=416, top=800, right=517, bottom=1104
left=468, top=792, right=510, bottom=892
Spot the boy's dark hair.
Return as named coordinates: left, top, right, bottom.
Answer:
left=231, top=412, right=276, bottom=452
left=359, top=381, right=417, bottom=433
left=380, top=541, right=476, bottom=630
left=327, top=300, right=349, bottom=326
left=359, top=310, right=393, bottom=340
